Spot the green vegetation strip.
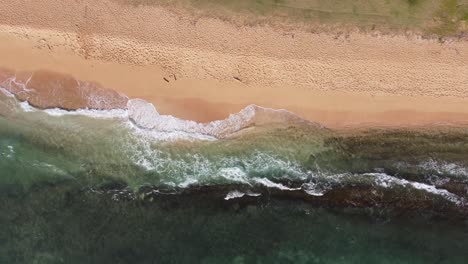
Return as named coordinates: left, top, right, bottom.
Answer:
left=117, top=0, right=468, bottom=37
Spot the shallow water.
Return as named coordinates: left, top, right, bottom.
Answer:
left=1, top=91, right=468, bottom=263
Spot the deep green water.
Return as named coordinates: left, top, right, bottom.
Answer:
left=1, top=185, right=468, bottom=264
left=1, top=91, right=468, bottom=263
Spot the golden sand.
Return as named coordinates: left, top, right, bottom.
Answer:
left=0, top=0, right=467, bottom=127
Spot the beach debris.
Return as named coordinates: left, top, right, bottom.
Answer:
left=173, top=74, right=177, bottom=81
left=163, top=77, right=169, bottom=83
left=233, top=76, right=242, bottom=82
left=282, top=32, right=295, bottom=39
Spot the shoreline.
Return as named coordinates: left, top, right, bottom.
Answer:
left=2, top=65, right=468, bottom=129
left=0, top=1, right=468, bottom=128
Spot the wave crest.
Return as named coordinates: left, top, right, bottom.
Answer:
left=128, top=99, right=317, bottom=138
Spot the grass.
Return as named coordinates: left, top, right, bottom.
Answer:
left=430, top=0, right=468, bottom=37
left=116, top=0, right=468, bottom=37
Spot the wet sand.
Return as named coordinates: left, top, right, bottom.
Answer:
left=0, top=0, right=468, bottom=128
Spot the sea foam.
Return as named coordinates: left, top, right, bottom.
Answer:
left=369, top=173, right=464, bottom=205
left=43, top=107, right=129, bottom=119
left=10, top=91, right=316, bottom=141
left=127, top=98, right=315, bottom=139
left=0, top=87, right=15, bottom=98
left=224, top=190, right=261, bottom=200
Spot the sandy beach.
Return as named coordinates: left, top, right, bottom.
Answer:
left=3, top=2, right=468, bottom=261
left=1, top=0, right=468, bottom=128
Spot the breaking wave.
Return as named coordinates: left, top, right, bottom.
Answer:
left=1, top=75, right=468, bottom=214
left=1, top=89, right=318, bottom=141
left=127, top=99, right=317, bottom=139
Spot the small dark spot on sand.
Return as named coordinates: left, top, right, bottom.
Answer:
left=163, top=77, right=169, bottom=83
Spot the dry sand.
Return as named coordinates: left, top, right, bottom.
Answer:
left=0, top=0, right=468, bottom=128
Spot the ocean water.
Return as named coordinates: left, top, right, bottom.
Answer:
left=1, top=90, right=468, bottom=263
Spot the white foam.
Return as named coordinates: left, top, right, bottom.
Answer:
left=178, top=178, right=198, bottom=188
left=19, top=101, right=36, bottom=112
left=252, top=177, right=301, bottom=191
left=224, top=190, right=246, bottom=200
left=127, top=98, right=313, bottom=139
left=298, top=172, right=465, bottom=204
left=1, top=145, right=15, bottom=159
left=12, top=96, right=315, bottom=142
left=43, top=107, right=128, bottom=119
left=125, top=121, right=216, bottom=142
left=301, top=182, right=326, bottom=196
left=369, top=173, right=463, bottom=205
left=135, top=156, right=158, bottom=171
left=247, top=192, right=261, bottom=197
left=418, top=159, right=468, bottom=178
left=127, top=139, right=164, bottom=171
left=219, top=167, right=249, bottom=184
left=0, top=87, right=14, bottom=97
left=14, top=97, right=216, bottom=142
left=128, top=98, right=206, bottom=132
left=13, top=98, right=129, bottom=119
left=224, top=190, right=262, bottom=200
left=126, top=141, right=307, bottom=188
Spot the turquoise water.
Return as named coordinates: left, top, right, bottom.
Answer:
left=0, top=92, right=468, bottom=263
